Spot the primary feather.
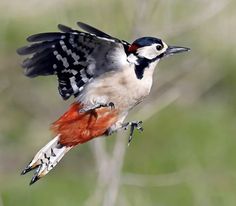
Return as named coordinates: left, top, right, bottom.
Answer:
left=17, top=22, right=130, bottom=100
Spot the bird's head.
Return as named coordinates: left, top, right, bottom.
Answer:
left=128, top=37, right=190, bottom=63
left=127, top=37, right=190, bottom=79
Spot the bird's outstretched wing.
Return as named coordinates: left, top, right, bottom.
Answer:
left=17, top=22, right=130, bottom=100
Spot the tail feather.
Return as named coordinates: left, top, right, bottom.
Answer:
left=21, top=135, right=72, bottom=185
left=21, top=103, right=119, bottom=185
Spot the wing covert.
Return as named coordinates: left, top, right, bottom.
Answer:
left=17, top=22, right=130, bottom=100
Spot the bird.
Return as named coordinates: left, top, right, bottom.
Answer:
left=17, top=21, right=190, bottom=185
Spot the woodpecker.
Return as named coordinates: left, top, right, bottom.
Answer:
left=17, top=21, right=190, bottom=185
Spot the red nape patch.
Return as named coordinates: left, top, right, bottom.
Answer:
left=128, top=44, right=139, bottom=52
left=51, top=103, right=119, bottom=146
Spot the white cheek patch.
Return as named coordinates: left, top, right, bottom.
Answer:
left=136, top=45, right=158, bottom=59
left=137, top=42, right=169, bottom=60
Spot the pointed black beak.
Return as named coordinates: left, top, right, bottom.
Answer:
left=164, top=46, right=190, bottom=57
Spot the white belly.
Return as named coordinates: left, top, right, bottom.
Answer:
left=77, top=62, right=157, bottom=113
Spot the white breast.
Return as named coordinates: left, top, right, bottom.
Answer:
left=77, top=61, right=157, bottom=113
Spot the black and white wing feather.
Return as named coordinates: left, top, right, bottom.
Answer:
left=17, top=22, right=130, bottom=100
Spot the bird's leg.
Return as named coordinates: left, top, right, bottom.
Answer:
left=122, top=121, right=143, bottom=146
left=79, top=102, right=115, bottom=113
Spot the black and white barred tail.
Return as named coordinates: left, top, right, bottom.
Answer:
left=21, top=135, right=72, bottom=185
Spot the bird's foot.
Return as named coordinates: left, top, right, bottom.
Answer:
left=79, top=102, right=115, bottom=113
left=122, top=121, right=143, bottom=146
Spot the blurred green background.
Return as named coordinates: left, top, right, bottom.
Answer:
left=1, top=0, right=236, bottom=205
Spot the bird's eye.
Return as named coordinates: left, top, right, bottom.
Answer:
left=156, top=45, right=163, bottom=50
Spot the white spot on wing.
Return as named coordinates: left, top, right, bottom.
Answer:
left=71, top=69, right=78, bottom=75
left=60, top=39, right=80, bottom=64
left=69, top=76, right=79, bottom=93
left=79, top=86, right=84, bottom=91
left=80, top=69, right=89, bottom=82
left=56, top=54, right=69, bottom=68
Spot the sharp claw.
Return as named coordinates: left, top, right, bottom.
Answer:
left=128, top=136, right=134, bottom=146
left=122, top=120, right=143, bottom=146
left=136, top=121, right=143, bottom=132
left=127, top=139, right=132, bottom=147
left=139, top=127, right=144, bottom=132
left=137, top=126, right=143, bottom=132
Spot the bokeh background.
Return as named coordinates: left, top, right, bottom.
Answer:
left=0, top=0, right=236, bottom=205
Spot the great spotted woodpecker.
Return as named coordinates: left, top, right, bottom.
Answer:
left=17, top=21, right=190, bottom=185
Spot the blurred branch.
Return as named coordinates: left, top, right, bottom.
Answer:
left=90, top=138, right=109, bottom=184
left=102, top=133, right=127, bottom=206
left=84, top=139, right=109, bottom=206
left=134, top=86, right=180, bottom=121
left=122, top=171, right=186, bottom=187
left=85, top=134, right=128, bottom=206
